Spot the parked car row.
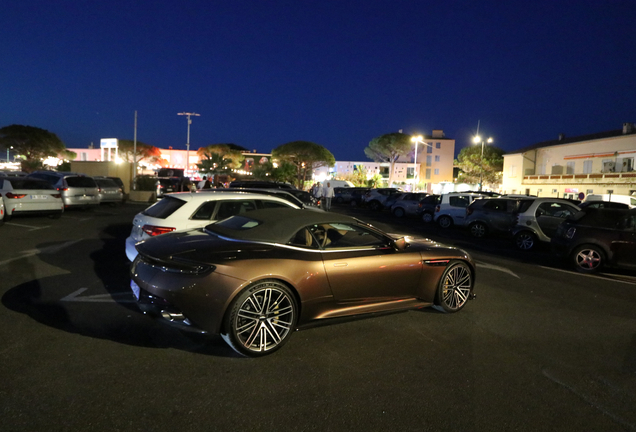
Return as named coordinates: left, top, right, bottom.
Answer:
left=333, top=188, right=635, bottom=274
left=0, top=171, right=125, bottom=225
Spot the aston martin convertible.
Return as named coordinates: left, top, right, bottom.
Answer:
left=130, top=208, right=476, bottom=357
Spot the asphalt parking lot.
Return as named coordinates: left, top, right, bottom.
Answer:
left=2, top=202, right=636, bottom=431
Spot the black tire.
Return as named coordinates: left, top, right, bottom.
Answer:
left=571, top=244, right=605, bottom=273
left=469, top=222, right=487, bottom=238
left=434, top=261, right=473, bottom=313
left=222, top=280, right=298, bottom=357
left=393, top=207, right=406, bottom=218
left=437, top=215, right=453, bottom=229
left=369, top=200, right=381, bottom=211
left=514, top=231, right=537, bottom=250
left=422, top=212, right=433, bottom=223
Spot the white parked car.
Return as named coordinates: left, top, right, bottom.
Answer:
left=434, top=192, right=491, bottom=228
left=125, top=190, right=306, bottom=261
left=0, top=177, right=64, bottom=220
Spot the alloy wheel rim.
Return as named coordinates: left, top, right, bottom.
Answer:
left=576, top=249, right=601, bottom=270
left=471, top=224, right=486, bottom=237
left=442, top=265, right=472, bottom=310
left=517, top=234, right=533, bottom=249
left=235, top=287, right=294, bottom=352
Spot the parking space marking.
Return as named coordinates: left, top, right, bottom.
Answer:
left=475, top=260, right=520, bottom=279
left=4, top=222, right=51, bottom=231
left=540, top=266, right=636, bottom=285
left=0, top=239, right=83, bottom=267
left=61, top=287, right=136, bottom=303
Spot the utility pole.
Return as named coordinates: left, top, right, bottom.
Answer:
left=177, top=112, right=200, bottom=176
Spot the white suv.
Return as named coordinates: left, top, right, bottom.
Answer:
left=434, top=192, right=491, bottom=228
left=125, top=190, right=304, bottom=261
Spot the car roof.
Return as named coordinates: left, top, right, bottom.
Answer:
left=205, top=208, right=358, bottom=243
left=164, top=190, right=301, bottom=206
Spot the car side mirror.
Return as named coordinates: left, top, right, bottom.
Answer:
left=393, top=237, right=410, bottom=250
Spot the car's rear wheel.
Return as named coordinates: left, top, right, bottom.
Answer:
left=222, top=280, right=297, bottom=357
left=514, top=231, right=536, bottom=250
left=369, top=200, right=381, bottom=211
left=437, top=215, right=453, bottom=228
left=572, top=244, right=605, bottom=273
left=393, top=207, right=405, bottom=218
left=469, top=222, right=487, bottom=238
left=422, top=212, right=433, bottom=223
left=434, top=261, right=473, bottom=313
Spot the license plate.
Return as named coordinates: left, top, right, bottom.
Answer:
left=130, top=280, right=140, bottom=300
left=30, top=195, right=48, bottom=199
left=79, top=195, right=92, bottom=200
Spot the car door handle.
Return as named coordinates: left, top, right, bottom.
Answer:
left=333, top=263, right=348, bottom=267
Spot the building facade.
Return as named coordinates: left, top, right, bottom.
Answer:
left=502, top=123, right=636, bottom=199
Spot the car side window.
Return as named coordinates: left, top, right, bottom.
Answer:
left=483, top=200, right=506, bottom=211
left=287, top=228, right=319, bottom=249
left=449, top=196, right=470, bottom=207
left=310, top=223, right=388, bottom=249
left=191, top=201, right=218, bottom=220
left=259, top=200, right=292, bottom=209
left=215, top=200, right=257, bottom=220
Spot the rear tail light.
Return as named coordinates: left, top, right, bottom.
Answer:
left=58, top=187, right=68, bottom=192
left=52, top=194, right=61, bottom=198
left=5, top=192, right=26, bottom=199
left=435, top=205, right=440, bottom=213
left=98, top=188, right=103, bottom=193
left=142, top=225, right=176, bottom=236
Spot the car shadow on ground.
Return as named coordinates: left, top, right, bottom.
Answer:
left=1, top=222, right=242, bottom=358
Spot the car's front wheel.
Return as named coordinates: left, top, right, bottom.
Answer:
left=222, top=280, right=297, bottom=357
left=572, top=244, right=605, bottom=273
left=469, top=222, right=487, bottom=238
left=514, top=231, right=537, bottom=250
left=393, top=207, right=405, bottom=218
left=434, top=261, right=473, bottom=313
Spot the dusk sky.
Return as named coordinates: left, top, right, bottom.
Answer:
left=2, top=1, right=634, bottom=161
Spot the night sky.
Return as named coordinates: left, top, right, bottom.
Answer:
left=2, top=1, right=634, bottom=161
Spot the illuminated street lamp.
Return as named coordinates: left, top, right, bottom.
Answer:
left=6, top=146, right=13, bottom=162
left=410, top=135, right=423, bottom=189
left=178, top=112, right=200, bottom=176
left=472, top=135, right=493, bottom=191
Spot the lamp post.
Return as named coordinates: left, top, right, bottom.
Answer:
left=410, top=135, right=423, bottom=190
left=6, top=146, right=12, bottom=162
left=177, top=112, right=200, bottom=176
left=472, top=135, right=493, bottom=191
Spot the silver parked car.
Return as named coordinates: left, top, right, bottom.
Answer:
left=390, top=192, right=429, bottom=218
left=28, top=171, right=100, bottom=208
left=512, top=198, right=581, bottom=250
left=95, top=178, right=124, bottom=205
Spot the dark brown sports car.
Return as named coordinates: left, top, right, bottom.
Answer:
left=130, top=208, right=476, bottom=357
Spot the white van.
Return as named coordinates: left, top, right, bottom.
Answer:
left=325, top=180, right=354, bottom=188
left=583, top=193, right=636, bottom=209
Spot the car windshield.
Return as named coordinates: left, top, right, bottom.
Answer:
left=6, top=179, right=55, bottom=190
left=95, top=179, right=118, bottom=188
left=142, top=196, right=187, bottom=218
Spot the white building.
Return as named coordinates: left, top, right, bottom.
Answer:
left=503, top=123, right=636, bottom=199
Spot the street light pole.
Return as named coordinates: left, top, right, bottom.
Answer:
left=410, top=135, right=423, bottom=190
left=177, top=112, right=200, bottom=176
left=472, top=135, right=493, bottom=191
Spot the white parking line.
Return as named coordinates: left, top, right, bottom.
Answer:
left=539, top=266, right=636, bottom=285
left=4, top=222, right=51, bottom=231
left=0, top=239, right=82, bottom=266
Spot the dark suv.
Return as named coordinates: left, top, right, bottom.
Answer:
left=551, top=208, right=636, bottom=273
left=416, top=195, right=441, bottom=223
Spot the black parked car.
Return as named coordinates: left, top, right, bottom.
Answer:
left=551, top=208, right=636, bottom=273
left=416, top=194, right=441, bottom=223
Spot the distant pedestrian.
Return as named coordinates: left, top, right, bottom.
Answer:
left=197, top=175, right=207, bottom=190
left=322, top=182, right=334, bottom=211
left=202, top=177, right=212, bottom=189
